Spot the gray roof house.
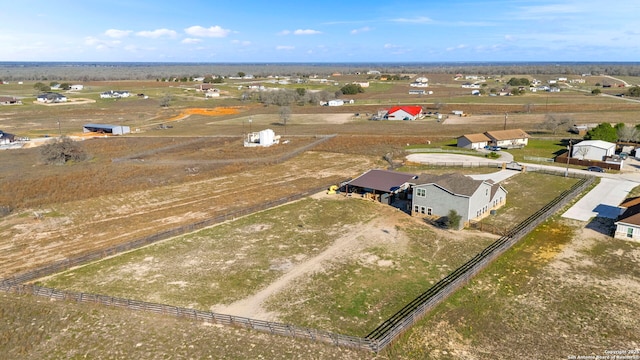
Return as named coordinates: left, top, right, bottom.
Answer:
left=410, top=173, right=507, bottom=229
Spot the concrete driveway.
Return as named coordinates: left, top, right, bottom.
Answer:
left=561, top=178, right=637, bottom=221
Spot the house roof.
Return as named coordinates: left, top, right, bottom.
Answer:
left=347, top=169, right=417, bottom=193
left=616, top=203, right=640, bottom=226
left=459, top=133, right=491, bottom=143
left=387, top=105, right=423, bottom=117
left=413, top=173, right=486, bottom=197
left=484, top=129, right=530, bottom=141
left=574, top=140, right=616, bottom=150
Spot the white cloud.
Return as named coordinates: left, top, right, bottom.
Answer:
left=105, top=29, right=132, bottom=38
left=182, top=38, right=202, bottom=44
left=278, top=30, right=291, bottom=36
left=446, top=44, right=467, bottom=51
left=184, top=25, right=231, bottom=38
left=351, top=26, right=372, bottom=35
left=293, top=29, right=321, bottom=35
left=384, top=43, right=400, bottom=49
left=231, top=40, right=252, bottom=46
left=276, top=45, right=295, bottom=50
left=391, top=16, right=432, bottom=24
left=84, top=36, right=119, bottom=49
left=136, top=29, right=177, bottom=38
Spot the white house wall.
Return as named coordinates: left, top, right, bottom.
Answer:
left=614, top=223, right=640, bottom=242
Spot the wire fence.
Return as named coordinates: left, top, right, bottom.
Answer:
left=0, top=173, right=595, bottom=353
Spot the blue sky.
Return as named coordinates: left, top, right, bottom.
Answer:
left=2, top=0, right=639, bottom=62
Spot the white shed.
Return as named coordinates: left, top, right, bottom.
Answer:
left=572, top=140, right=615, bottom=161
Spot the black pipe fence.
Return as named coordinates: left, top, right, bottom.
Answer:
left=0, top=173, right=595, bottom=353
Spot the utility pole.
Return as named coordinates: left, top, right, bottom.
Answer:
left=565, top=140, right=572, bottom=177
left=57, top=120, right=62, bottom=137
left=503, top=112, right=508, bottom=130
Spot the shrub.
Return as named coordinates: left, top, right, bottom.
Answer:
left=40, top=136, right=88, bottom=165
left=446, top=209, right=462, bottom=230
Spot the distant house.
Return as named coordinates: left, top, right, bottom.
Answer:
left=571, top=140, right=615, bottom=161
left=0, top=130, right=16, bottom=145
left=70, top=84, right=84, bottom=91
left=409, top=89, right=427, bottom=95
left=205, top=89, right=220, bottom=98
left=614, top=198, right=640, bottom=242
left=0, top=96, right=22, bottom=105
left=36, top=92, right=67, bottom=103
left=100, top=90, right=130, bottom=99
left=386, top=105, right=423, bottom=120
left=484, top=129, right=530, bottom=149
left=457, top=133, right=491, bottom=150
left=327, top=99, right=344, bottom=106
left=410, top=173, right=507, bottom=229
left=461, top=83, right=481, bottom=89
left=196, top=84, right=216, bottom=92
left=353, top=81, right=369, bottom=88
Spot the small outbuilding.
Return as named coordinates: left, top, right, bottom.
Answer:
left=83, top=124, right=131, bottom=135
left=244, top=129, right=280, bottom=147
left=345, top=169, right=417, bottom=205
left=571, top=140, right=615, bottom=161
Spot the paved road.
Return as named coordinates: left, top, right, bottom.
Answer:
left=406, top=152, right=640, bottom=221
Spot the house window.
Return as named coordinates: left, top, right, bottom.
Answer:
left=427, top=207, right=432, bottom=215
left=627, top=227, right=634, bottom=238
left=486, top=189, right=489, bottom=196
left=414, top=205, right=419, bottom=213
left=417, top=188, right=426, bottom=197
left=420, top=206, right=426, bottom=214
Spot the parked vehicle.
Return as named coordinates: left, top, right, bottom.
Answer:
left=619, top=152, right=629, bottom=160
left=484, top=145, right=501, bottom=151
left=587, top=166, right=605, bottom=173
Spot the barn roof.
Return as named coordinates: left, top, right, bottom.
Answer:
left=387, top=105, right=423, bottom=116
left=347, top=169, right=417, bottom=192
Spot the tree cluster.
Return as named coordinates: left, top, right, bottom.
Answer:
left=339, top=84, right=364, bottom=95
left=40, top=137, right=88, bottom=165
left=626, top=86, right=640, bottom=97
left=506, top=77, right=530, bottom=86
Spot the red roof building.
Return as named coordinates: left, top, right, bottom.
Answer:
left=386, top=105, right=423, bottom=120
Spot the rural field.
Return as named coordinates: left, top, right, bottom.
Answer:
left=1, top=66, right=640, bottom=359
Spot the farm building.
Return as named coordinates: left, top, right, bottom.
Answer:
left=83, top=124, right=131, bottom=135
left=385, top=105, right=423, bottom=121
left=0, top=96, right=22, bottom=105
left=571, top=140, right=615, bottom=161
left=484, top=129, right=530, bottom=149
left=100, top=90, right=130, bottom=99
left=328, top=99, right=344, bottom=106
left=457, top=133, right=491, bottom=150
left=344, top=169, right=417, bottom=205
left=36, top=93, right=67, bottom=103
left=410, top=173, right=507, bottom=229
left=614, top=198, right=640, bottom=242
left=244, top=129, right=280, bottom=147
left=70, top=84, right=84, bottom=91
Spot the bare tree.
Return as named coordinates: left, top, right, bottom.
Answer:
left=279, top=106, right=291, bottom=126
left=159, top=93, right=172, bottom=108
left=574, top=146, right=590, bottom=160
left=540, top=114, right=571, bottom=135
left=616, top=124, right=639, bottom=142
